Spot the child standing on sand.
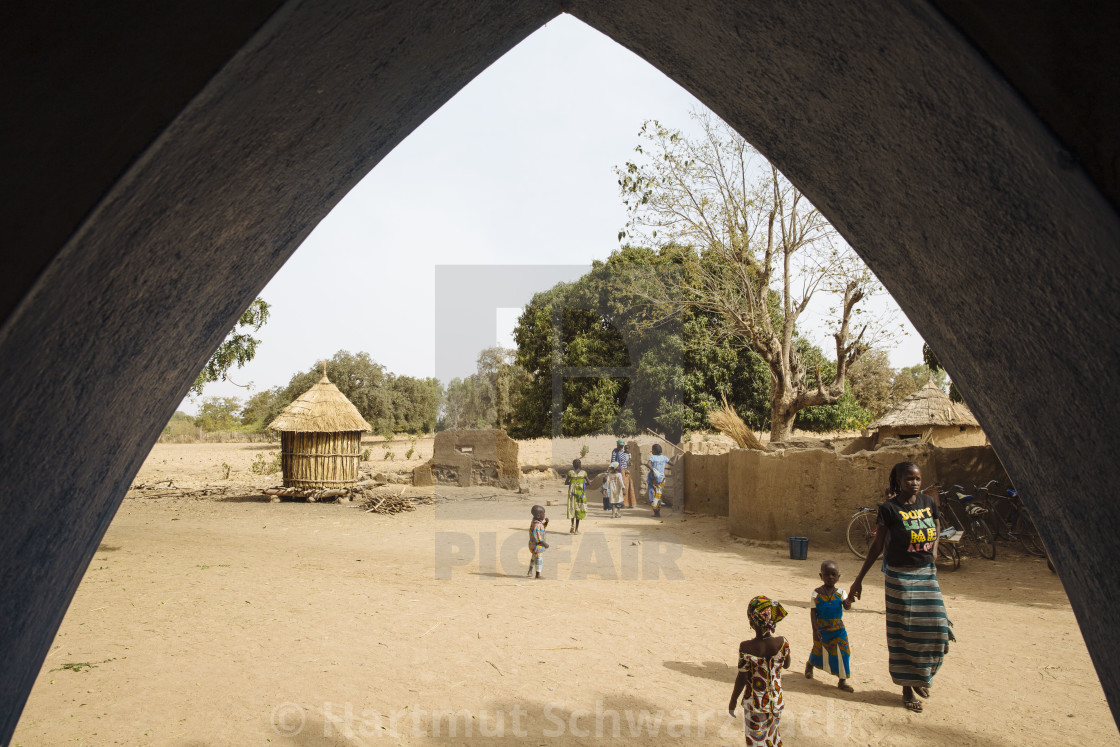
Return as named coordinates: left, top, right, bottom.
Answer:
left=645, top=444, right=672, bottom=517
left=804, top=560, right=855, bottom=692
left=527, top=505, right=549, bottom=579
left=604, top=461, right=625, bottom=518
left=729, top=595, right=791, bottom=746
left=565, top=459, right=588, bottom=534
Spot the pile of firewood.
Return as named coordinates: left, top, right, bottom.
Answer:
left=360, top=488, right=435, bottom=514
left=128, top=480, right=233, bottom=500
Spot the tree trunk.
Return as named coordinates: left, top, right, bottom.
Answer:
left=769, top=402, right=796, bottom=443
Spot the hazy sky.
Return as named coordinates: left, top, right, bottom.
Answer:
left=181, top=15, right=923, bottom=414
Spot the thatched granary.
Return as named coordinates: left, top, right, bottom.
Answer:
left=267, top=373, right=372, bottom=489
left=868, top=381, right=986, bottom=448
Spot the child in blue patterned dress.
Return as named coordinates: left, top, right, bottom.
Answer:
left=804, top=559, right=855, bottom=692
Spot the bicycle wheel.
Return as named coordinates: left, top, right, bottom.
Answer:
left=846, top=511, right=876, bottom=559
left=969, top=517, right=997, bottom=559
left=1015, top=513, right=1048, bottom=557
left=988, top=497, right=1015, bottom=541
left=937, top=541, right=960, bottom=571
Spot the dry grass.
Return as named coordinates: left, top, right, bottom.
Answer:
left=707, top=394, right=767, bottom=450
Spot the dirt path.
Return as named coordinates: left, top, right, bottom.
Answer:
left=13, top=448, right=1119, bottom=745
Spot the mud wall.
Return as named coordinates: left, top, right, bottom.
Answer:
left=430, top=429, right=520, bottom=489
left=728, top=443, right=1009, bottom=544
left=682, top=452, right=729, bottom=516
left=875, top=425, right=987, bottom=449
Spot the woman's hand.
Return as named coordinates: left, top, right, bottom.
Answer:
left=727, top=702, right=737, bottom=718
left=849, top=579, right=863, bottom=601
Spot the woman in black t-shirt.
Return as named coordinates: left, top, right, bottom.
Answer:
left=850, top=462, right=955, bottom=713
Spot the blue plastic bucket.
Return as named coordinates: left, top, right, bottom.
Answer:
left=788, top=537, right=809, bottom=560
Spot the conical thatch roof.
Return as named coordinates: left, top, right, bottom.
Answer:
left=869, top=380, right=980, bottom=430
left=267, top=374, right=372, bottom=433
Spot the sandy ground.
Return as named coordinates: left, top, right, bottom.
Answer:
left=13, top=442, right=1120, bottom=746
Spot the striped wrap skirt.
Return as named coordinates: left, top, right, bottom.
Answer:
left=884, top=564, right=955, bottom=687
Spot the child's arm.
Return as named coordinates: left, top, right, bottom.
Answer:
left=843, top=589, right=854, bottom=610
left=809, top=605, right=820, bottom=641
left=782, top=639, right=791, bottom=669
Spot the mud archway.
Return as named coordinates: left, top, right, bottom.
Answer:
left=3, top=1, right=1119, bottom=739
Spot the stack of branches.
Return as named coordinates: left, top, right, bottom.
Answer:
left=707, top=394, right=768, bottom=451
left=360, top=487, right=434, bottom=515
left=129, top=481, right=233, bottom=499
left=263, top=485, right=350, bottom=502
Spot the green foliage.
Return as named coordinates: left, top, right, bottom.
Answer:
left=579, top=444, right=590, bottom=459
left=195, top=396, right=243, bottom=432
left=847, top=350, right=895, bottom=417
left=270, top=351, right=441, bottom=435
left=162, top=411, right=197, bottom=438
left=192, top=298, right=271, bottom=395
left=615, top=113, right=894, bottom=441
left=361, top=448, right=371, bottom=461
left=510, top=245, right=773, bottom=441
left=440, top=347, right=528, bottom=431
left=794, top=387, right=873, bottom=432
left=896, top=364, right=948, bottom=394
left=240, top=386, right=285, bottom=430
left=250, top=451, right=282, bottom=475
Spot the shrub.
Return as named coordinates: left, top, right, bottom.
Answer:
left=251, top=452, right=282, bottom=475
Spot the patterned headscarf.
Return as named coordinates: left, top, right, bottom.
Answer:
left=747, top=595, right=787, bottom=634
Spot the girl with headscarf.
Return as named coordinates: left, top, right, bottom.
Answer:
left=729, top=595, right=791, bottom=745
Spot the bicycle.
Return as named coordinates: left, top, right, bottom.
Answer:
left=845, top=506, right=877, bottom=559
left=976, top=480, right=1047, bottom=557
left=846, top=504, right=960, bottom=570
left=939, top=486, right=997, bottom=560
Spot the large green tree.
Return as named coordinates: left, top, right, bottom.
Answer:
left=257, top=351, right=440, bottom=434
left=616, top=113, right=899, bottom=441
left=441, top=347, right=528, bottom=431
left=195, top=396, right=243, bottom=432
left=191, top=298, right=271, bottom=395
left=511, top=245, right=772, bottom=441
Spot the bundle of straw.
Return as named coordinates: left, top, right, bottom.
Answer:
left=707, top=395, right=767, bottom=451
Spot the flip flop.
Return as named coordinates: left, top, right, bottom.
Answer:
left=903, top=698, right=923, bottom=713
left=838, top=682, right=855, bottom=693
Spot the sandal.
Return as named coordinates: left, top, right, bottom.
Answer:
left=903, top=698, right=923, bottom=713
left=838, top=681, right=855, bottom=693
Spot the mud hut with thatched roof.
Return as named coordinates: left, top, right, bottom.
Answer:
left=868, top=380, right=986, bottom=448
left=266, top=369, right=372, bottom=500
